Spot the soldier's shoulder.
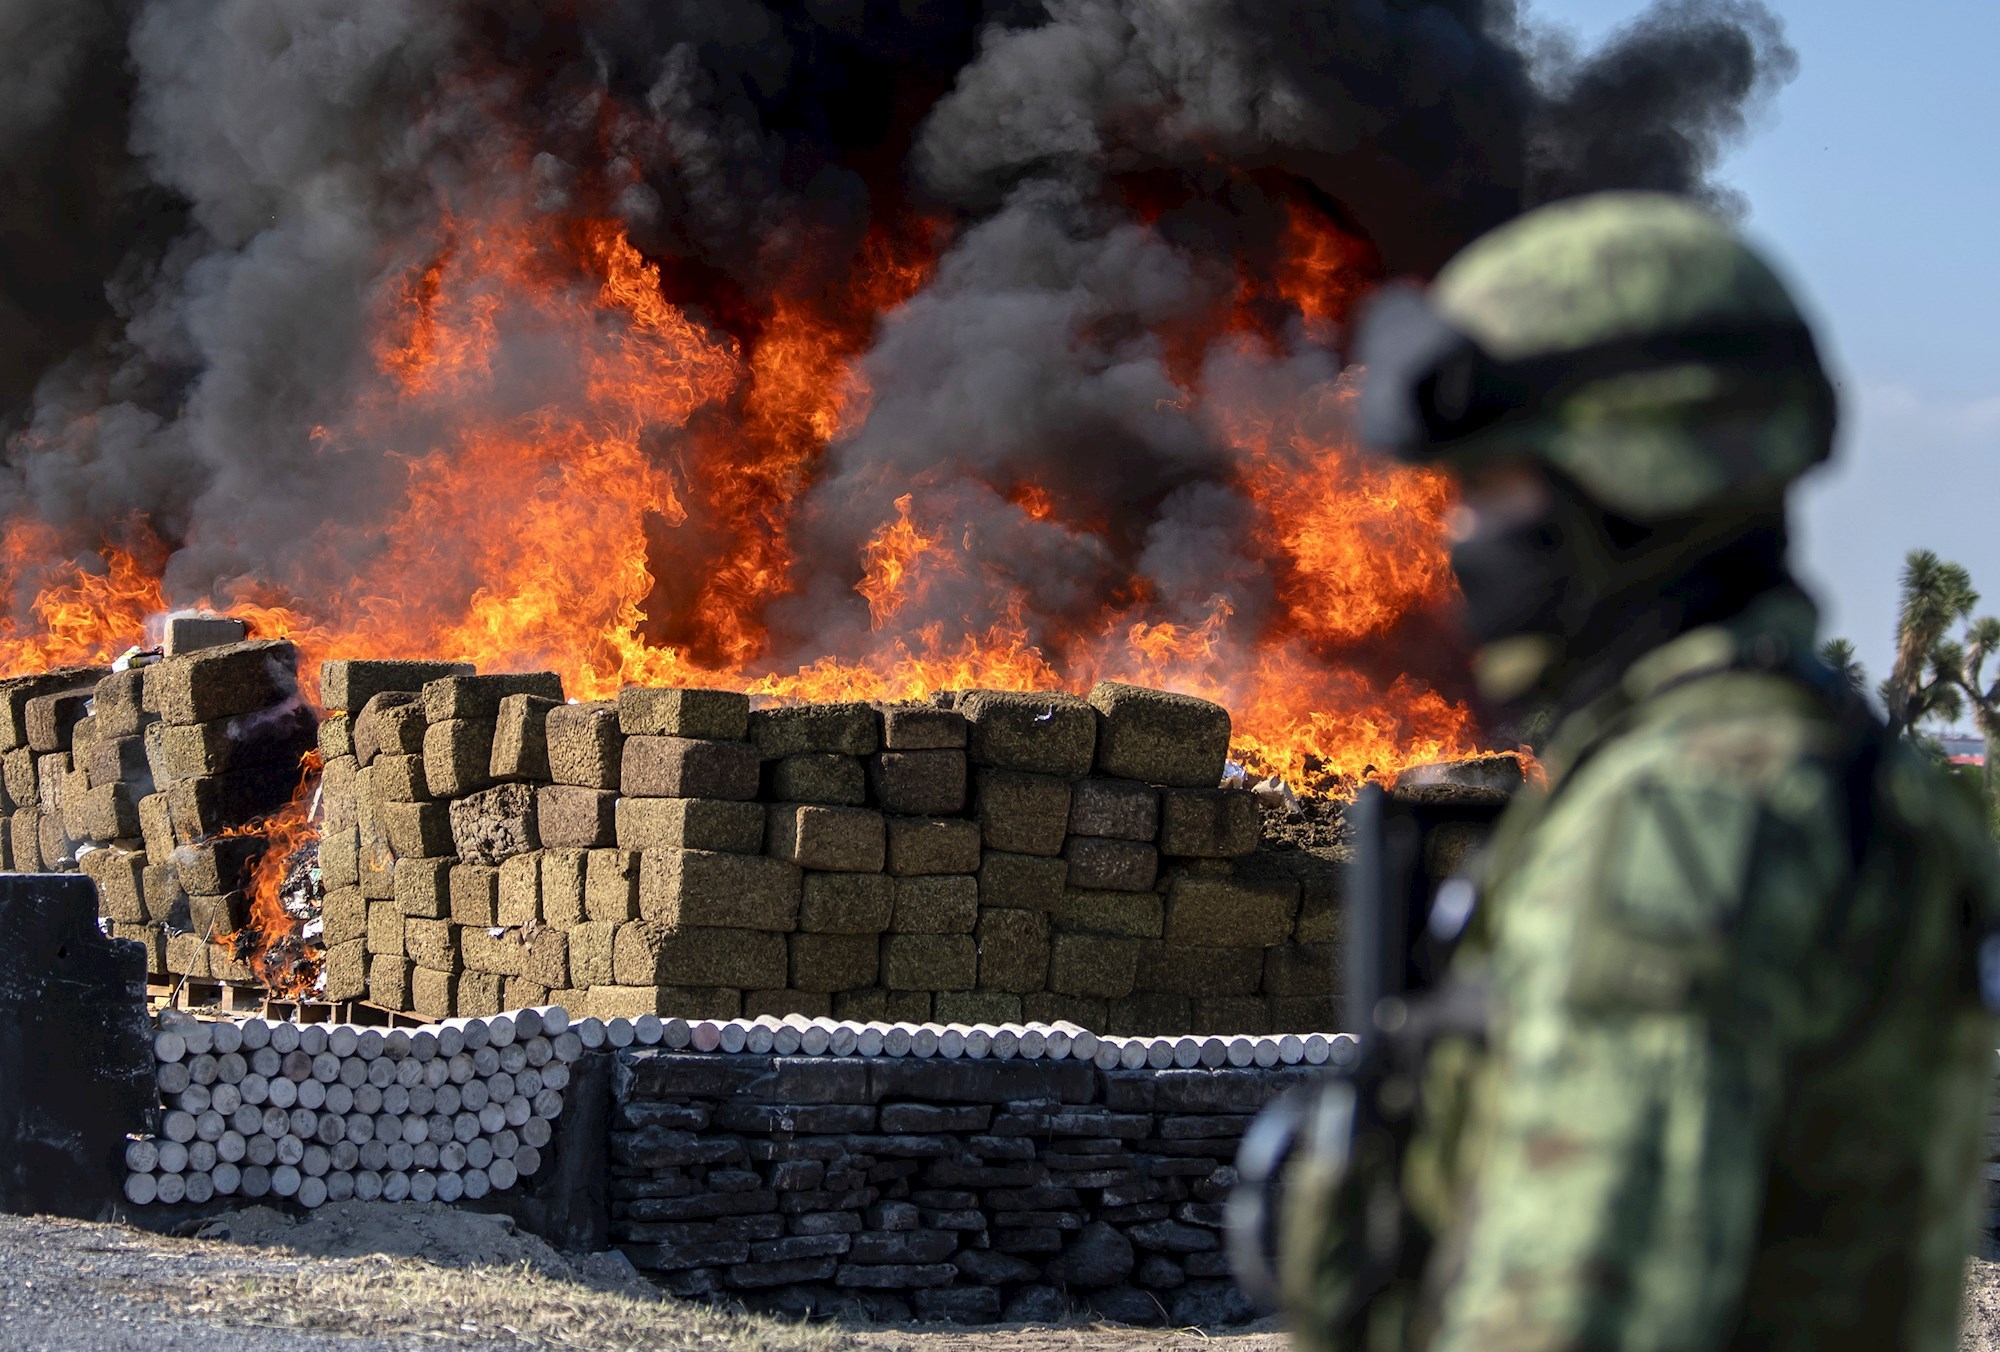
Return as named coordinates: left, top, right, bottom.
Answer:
left=1582, top=669, right=1846, bottom=803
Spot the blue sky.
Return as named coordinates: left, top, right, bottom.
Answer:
left=1530, top=0, right=2000, bottom=695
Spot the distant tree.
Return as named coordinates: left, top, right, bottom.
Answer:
left=1817, top=638, right=1869, bottom=698
left=1882, top=549, right=1977, bottom=739
left=1947, top=614, right=2000, bottom=830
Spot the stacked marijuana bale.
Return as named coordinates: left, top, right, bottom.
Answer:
left=125, top=1005, right=577, bottom=1208
left=0, top=632, right=314, bottom=985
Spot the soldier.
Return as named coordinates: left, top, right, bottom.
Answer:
left=1283, top=192, right=2000, bottom=1350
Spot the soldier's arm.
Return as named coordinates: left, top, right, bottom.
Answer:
left=1429, top=760, right=1844, bottom=1352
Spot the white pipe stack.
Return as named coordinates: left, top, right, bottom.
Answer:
left=124, top=1005, right=578, bottom=1208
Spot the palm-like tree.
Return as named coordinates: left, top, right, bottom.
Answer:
left=1883, top=549, right=1978, bottom=738
left=1818, top=638, right=1869, bottom=698
left=1949, top=615, right=2000, bottom=826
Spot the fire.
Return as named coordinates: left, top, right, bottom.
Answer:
left=0, top=167, right=1491, bottom=983
left=216, top=750, right=322, bottom=996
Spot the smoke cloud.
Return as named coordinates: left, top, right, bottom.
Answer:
left=0, top=0, right=1795, bottom=696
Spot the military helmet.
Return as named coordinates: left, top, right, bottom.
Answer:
left=1356, top=192, right=1837, bottom=521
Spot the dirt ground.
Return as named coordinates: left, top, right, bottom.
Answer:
left=5, top=1203, right=1996, bottom=1351
left=0, top=1204, right=1284, bottom=1352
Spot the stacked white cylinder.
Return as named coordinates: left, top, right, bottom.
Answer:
left=124, top=1006, right=578, bottom=1208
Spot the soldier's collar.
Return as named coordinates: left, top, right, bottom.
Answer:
left=1541, top=587, right=1822, bottom=785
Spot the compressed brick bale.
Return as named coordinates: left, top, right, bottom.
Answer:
left=568, top=920, right=617, bottom=987
left=584, top=849, right=640, bottom=922
left=1271, top=994, right=1339, bottom=1032
left=136, top=794, right=172, bottom=862
left=141, top=864, right=184, bottom=924
left=0, top=669, right=100, bottom=752
left=69, top=713, right=99, bottom=753
left=166, top=764, right=299, bottom=844
left=78, top=782, right=141, bottom=842
left=1051, top=888, right=1165, bottom=938
left=166, top=931, right=213, bottom=979
left=393, top=857, right=452, bottom=919
left=187, top=892, right=248, bottom=939
left=321, top=659, right=475, bottom=714
left=381, top=800, right=453, bottom=859
left=8, top=810, right=42, bottom=872
left=81, top=846, right=147, bottom=922
left=404, top=917, right=459, bottom=973
left=353, top=693, right=425, bottom=768
left=621, top=736, right=759, bottom=801
left=588, top=984, right=742, bottom=1020
left=424, top=718, right=497, bottom=798
left=321, top=939, right=367, bottom=1001
left=978, top=851, right=1068, bottom=911
left=317, top=712, right=354, bottom=762
left=449, top=783, right=539, bottom=864
left=40, top=809, right=78, bottom=870
left=789, top=933, right=879, bottom=992
left=315, top=827, right=359, bottom=891
left=1163, top=873, right=1300, bottom=947
left=546, top=701, right=623, bottom=788
left=537, top=786, right=617, bottom=849
left=1158, top=787, right=1262, bottom=858
left=503, top=975, right=550, bottom=1010
left=1086, top=680, right=1232, bottom=788
left=1133, top=941, right=1262, bottom=997
left=92, top=668, right=149, bottom=739
left=358, top=836, right=396, bottom=899
left=498, top=852, right=543, bottom=927
left=1022, top=992, right=1108, bottom=1027
left=766, top=803, right=885, bottom=873
left=157, top=613, right=247, bottom=655
left=1069, top=778, right=1160, bottom=842
left=457, top=971, right=504, bottom=1018
left=879, top=704, right=968, bottom=751
left=869, top=750, right=967, bottom=816
left=959, top=690, right=1095, bottom=777
left=320, top=756, right=358, bottom=832
left=410, top=966, right=455, bottom=1020
left=491, top=693, right=559, bottom=781
left=884, top=816, right=981, bottom=876
left=541, top=847, right=588, bottom=926
left=748, top=702, right=879, bottom=758
left=615, top=796, right=763, bottom=854
left=524, top=927, right=569, bottom=989
left=462, top=926, right=527, bottom=976
left=936, top=992, right=1024, bottom=1024
left=113, top=921, right=166, bottom=977
left=35, top=751, right=68, bottom=816
left=370, top=753, right=431, bottom=804
left=1295, top=886, right=1336, bottom=944
left=798, top=872, right=893, bottom=934
left=974, top=908, right=1050, bottom=993
left=84, top=734, right=149, bottom=793
left=0, top=820, right=11, bottom=869
left=422, top=672, right=563, bottom=723
left=973, top=770, right=1070, bottom=856
left=2, top=749, right=35, bottom=811
left=745, top=989, right=832, bottom=1020
left=769, top=753, right=867, bottom=806
left=322, top=886, right=368, bottom=947
left=147, top=640, right=299, bottom=725
left=59, top=765, right=90, bottom=841
left=1105, top=992, right=1192, bottom=1036
left=24, top=690, right=92, bottom=753
left=1194, top=996, right=1272, bottom=1034
left=150, top=705, right=316, bottom=780
left=1063, top=836, right=1158, bottom=892
left=448, top=863, right=500, bottom=927
left=639, top=849, right=802, bottom=930
left=1263, top=943, right=1336, bottom=997
left=367, top=899, right=405, bottom=956
left=882, top=933, right=977, bottom=992
left=891, top=876, right=978, bottom=933
left=613, top=920, right=787, bottom=989
left=173, top=836, right=265, bottom=896
left=618, top=687, right=750, bottom=739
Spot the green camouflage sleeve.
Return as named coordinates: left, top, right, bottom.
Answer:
left=1428, top=745, right=1852, bottom=1351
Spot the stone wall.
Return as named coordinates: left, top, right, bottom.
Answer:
left=314, top=661, right=1340, bottom=1031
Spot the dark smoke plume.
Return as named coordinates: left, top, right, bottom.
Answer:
left=0, top=0, right=1795, bottom=682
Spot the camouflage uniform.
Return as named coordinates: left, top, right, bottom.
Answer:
left=1283, top=194, right=2000, bottom=1351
